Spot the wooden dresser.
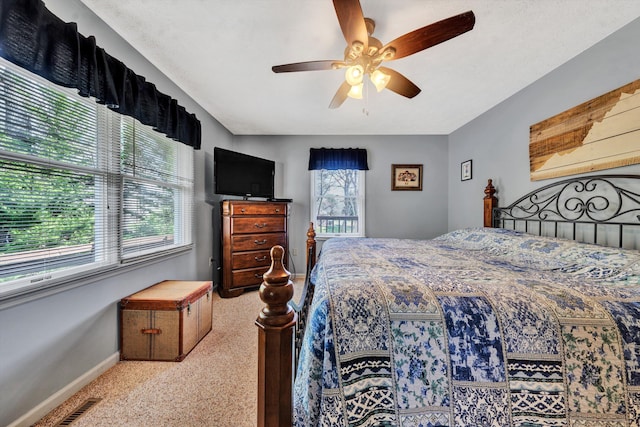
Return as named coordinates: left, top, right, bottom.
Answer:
left=220, top=200, right=288, bottom=298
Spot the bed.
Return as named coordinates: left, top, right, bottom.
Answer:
left=256, top=174, right=640, bottom=427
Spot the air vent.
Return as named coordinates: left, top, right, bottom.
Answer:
left=56, top=398, right=102, bottom=426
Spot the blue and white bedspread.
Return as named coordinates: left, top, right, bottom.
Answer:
left=293, top=227, right=640, bottom=427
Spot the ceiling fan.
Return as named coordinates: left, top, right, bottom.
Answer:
left=272, top=0, right=475, bottom=109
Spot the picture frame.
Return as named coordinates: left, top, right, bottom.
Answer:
left=461, top=159, right=472, bottom=181
left=391, top=164, right=423, bottom=191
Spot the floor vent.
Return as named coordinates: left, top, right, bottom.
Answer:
left=56, top=398, right=102, bottom=426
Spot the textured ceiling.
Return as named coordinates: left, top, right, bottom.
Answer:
left=77, top=0, right=640, bottom=135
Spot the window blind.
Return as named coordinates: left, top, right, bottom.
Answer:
left=120, top=117, right=194, bottom=260
left=0, top=63, right=115, bottom=286
left=0, top=58, right=193, bottom=295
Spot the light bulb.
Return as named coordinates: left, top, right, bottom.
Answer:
left=345, top=65, right=364, bottom=86
left=347, top=83, right=363, bottom=99
left=370, top=69, right=390, bottom=92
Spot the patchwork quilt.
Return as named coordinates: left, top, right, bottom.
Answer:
left=293, top=228, right=640, bottom=427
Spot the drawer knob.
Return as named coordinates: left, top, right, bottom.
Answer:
left=255, top=255, right=267, bottom=261
left=241, top=208, right=246, bottom=213
left=254, top=222, right=268, bottom=228
left=275, top=208, right=280, bottom=213
left=254, top=273, right=263, bottom=279
left=254, top=239, right=268, bottom=245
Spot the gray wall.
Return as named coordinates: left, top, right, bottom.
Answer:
left=232, top=135, right=449, bottom=273
left=448, top=16, right=640, bottom=230
left=0, top=1, right=233, bottom=425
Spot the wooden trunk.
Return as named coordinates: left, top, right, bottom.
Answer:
left=120, top=280, right=213, bottom=361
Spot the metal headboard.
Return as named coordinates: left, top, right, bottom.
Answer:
left=492, top=174, right=640, bottom=248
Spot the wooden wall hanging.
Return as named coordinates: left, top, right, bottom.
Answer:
left=529, top=78, right=640, bottom=181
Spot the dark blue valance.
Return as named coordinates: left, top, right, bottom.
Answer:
left=308, top=148, right=369, bottom=171
left=0, top=0, right=201, bottom=149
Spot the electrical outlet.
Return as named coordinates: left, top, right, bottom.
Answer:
left=209, top=257, right=213, bottom=266
left=292, top=248, right=298, bottom=256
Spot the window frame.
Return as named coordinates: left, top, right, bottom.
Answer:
left=0, top=58, right=194, bottom=305
left=310, top=169, right=366, bottom=238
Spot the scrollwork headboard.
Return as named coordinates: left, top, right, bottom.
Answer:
left=490, top=174, right=640, bottom=248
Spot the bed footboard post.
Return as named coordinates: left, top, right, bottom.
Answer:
left=256, top=245, right=295, bottom=427
left=484, top=179, right=498, bottom=227
left=306, top=222, right=316, bottom=271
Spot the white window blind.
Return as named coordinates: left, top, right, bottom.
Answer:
left=120, top=117, right=193, bottom=260
left=0, top=58, right=194, bottom=296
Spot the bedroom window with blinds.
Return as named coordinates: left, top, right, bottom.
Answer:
left=309, top=148, right=368, bottom=238
left=0, top=59, right=194, bottom=297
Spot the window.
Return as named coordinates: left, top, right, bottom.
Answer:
left=311, top=169, right=365, bottom=237
left=120, top=117, right=193, bottom=260
left=0, top=59, right=193, bottom=298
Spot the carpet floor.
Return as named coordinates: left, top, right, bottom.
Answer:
left=33, top=279, right=302, bottom=427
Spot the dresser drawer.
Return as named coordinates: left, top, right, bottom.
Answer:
left=231, top=216, right=285, bottom=234
left=230, top=203, right=286, bottom=216
left=232, top=250, right=271, bottom=269
left=231, top=266, right=270, bottom=288
left=231, top=233, right=286, bottom=252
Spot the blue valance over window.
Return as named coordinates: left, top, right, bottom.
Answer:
left=0, top=0, right=201, bottom=149
left=308, top=148, right=369, bottom=170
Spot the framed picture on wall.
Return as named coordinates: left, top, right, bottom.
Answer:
left=391, top=164, right=423, bottom=191
left=461, top=159, right=472, bottom=181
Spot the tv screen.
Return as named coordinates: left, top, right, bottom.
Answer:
left=214, top=147, right=275, bottom=199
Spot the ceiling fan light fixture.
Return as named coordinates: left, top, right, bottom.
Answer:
left=347, top=82, right=363, bottom=99
left=370, top=69, right=390, bottom=92
left=380, top=47, right=396, bottom=61
left=346, top=41, right=365, bottom=60
left=271, top=2, right=475, bottom=109
left=345, top=65, right=364, bottom=86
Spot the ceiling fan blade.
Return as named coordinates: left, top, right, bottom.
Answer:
left=272, top=60, right=344, bottom=73
left=333, top=0, right=368, bottom=51
left=378, top=67, right=421, bottom=98
left=382, top=10, right=475, bottom=61
left=329, top=81, right=351, bottom=109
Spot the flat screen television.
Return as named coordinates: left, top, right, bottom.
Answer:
left=214, top=147, right=275, bottom=199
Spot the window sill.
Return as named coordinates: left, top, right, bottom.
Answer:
left=0, top=245, right=192, bottom=310
left=315, top=234, right=366, bottom=241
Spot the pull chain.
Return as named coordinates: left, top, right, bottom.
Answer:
left=362, top=80, right=369, bottom=116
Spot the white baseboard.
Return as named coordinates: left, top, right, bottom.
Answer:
left=8, top=352, right=120, bottom=427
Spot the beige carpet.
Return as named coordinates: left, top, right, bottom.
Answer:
left=33, top=279, right=303, bottom=427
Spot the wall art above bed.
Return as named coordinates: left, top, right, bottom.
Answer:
left=529, top=77, right=640, bottom=181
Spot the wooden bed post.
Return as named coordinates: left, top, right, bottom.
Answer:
left=306, top=222, right=316, bottom=271
left=256, top=245, right=295, bottom=427
left=484, top=179, right=498, bottom=227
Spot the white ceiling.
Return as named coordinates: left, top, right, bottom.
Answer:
left=77, top=0, right=640, bottom=136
